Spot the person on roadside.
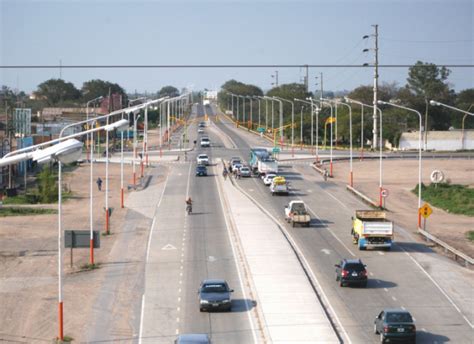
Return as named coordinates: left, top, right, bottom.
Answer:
left=223, top=168, right=228, bottom=180
left=96, top=177, right=103, bottom=191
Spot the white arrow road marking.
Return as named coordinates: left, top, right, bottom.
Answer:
left=321, top=248, right=331, bottom=255
left=207, top=256, right=216, bottom=262
left=162, top=244, right=177, bottom=250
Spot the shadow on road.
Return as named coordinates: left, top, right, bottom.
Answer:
left=230, top=298, right=257, bottom=312
left=392, top=241, right=434, bottom=254
left=416, top=331, right=450, bottom=343
left=368, top=279, right=397, bottom=289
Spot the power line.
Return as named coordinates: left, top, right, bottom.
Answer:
left=381, top=38, right=473, bottom=43
left=0, top=64, right=472, bottom=69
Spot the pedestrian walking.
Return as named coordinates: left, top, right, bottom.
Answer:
left=96, top=177, right=103, bottom=191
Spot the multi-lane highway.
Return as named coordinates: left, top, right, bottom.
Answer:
left=205, top=104, right=473, bottom=343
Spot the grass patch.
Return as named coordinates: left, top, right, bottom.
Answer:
left=80, top=263, right=100, bottom=271
left=2, top=191, right=73, bottom=205
left=56, top=335, right=74, bottom=343
left=0, top=207, right=57, bottom=217
left=467, top=231, right=474, bottom=242
left=412, top=183, right=474, bottom=216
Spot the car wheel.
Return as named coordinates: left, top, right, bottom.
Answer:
left=374, top=323, right=378, bottom=334
left=199, top=307, right=204, bottom=312
left=339, top=280, right=344, bottom=287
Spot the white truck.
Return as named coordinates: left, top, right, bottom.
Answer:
left=284, top=201, right=311, bottom=227
left=270, top=176, right=289, bottom=196
left=351, top=210, right=394, bottom=250
left=257, top=159, right=278, bottom=176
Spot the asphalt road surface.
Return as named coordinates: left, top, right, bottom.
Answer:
left=210, top=104, right=473, bottom=343
left=139, top=104, right=260, bottom=343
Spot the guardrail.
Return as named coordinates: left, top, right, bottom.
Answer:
left=417, top=227, right=474, bottom=268
left=343, top=180, right=473, bottom=268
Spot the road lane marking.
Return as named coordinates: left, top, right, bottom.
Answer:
left=162, top=244, right=177, bottom=250
left=400, top=245, right=474, bottom=329
left=370, top=272, right=374, bottom=276
left=321, top=248, right=331, bottom=255
left=305, top=203, right=356, bottom=257
left=392, top=296, right=397, bottom=301
left=214, top=163, right=259, bottom=344
left=233, top=181, right=351, bottom=343
left=378, top=251, right=384, bottom=255
left=140, top=167, right=171, bottom=343
left=384, top=288, right=388, bottom=292
left=138, top=294, right=146, bottom=344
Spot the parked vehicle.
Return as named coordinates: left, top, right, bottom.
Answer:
left=351, top=210, right=394, bottom=250
left=196, top=154, right=209, bottom=165
left=374, top=309, right=416, bottom=343
left=198, top=279, right=233, bottom=312
left=195, top=165, right=208, bottom=176
left=263, top=173, right=277, bottom=186
left=249, top=148, right=278, bottom=176
left=270, top=176, right=289, bottom=195
left=335, top=258, right=368, bottom=287
left=284, top=200, right=311, bottom=227
left=239, top=166, right=252, bottom=177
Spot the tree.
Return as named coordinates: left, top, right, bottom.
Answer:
left=158, top=86, right=180, bottom=98
left=36, top=79, right=81, bottom=106
left=81, top=79, right=127, bottom=103
left=406, top=61, right=451, bottom=144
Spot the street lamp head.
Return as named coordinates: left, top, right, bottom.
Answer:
left=104, top=119, right=129, bottom=132
left=430, top=100, right=441, bottom=106
left=363, top=35, right=369, bottom=39
left=377, top=100, right=386, bottom=105
left=33, top=139, right=84, bottom=165
left=363, top=63, right=370, bottom=67
left=363, top=48, right=369, bottom=53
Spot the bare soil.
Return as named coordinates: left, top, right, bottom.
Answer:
left=328, top=157, right=474, bottom=258
left=0, top=161, right=140, bottom=342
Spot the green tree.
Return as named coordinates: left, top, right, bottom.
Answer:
left=37, top=167, right=58, bottom=203
left=81, top=79, right=127, bottom=103
left=158, top=86, right=180, bottom=98
left=36, top=79, right=81, bottom=106
left=406, top=61, right=451, bottom=143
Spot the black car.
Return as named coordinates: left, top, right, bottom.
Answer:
left=198, top=279, right=233, bottom=312
left=374, top=308, right=416, bottom=343
left=335, top=258, right=367, bottom=287
left=196, top=165, right=208, bottom=176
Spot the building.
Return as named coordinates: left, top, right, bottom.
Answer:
left=399, top=130, right=474, bottom=151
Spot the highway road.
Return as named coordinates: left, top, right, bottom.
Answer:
left=139, top=104, right=260, bottom=343
left=208, top=104, right=474, bottom=343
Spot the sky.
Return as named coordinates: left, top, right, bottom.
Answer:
left=1, top=0, right=473, bottom=95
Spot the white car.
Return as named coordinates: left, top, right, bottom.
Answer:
left=198, top=127, right=204, bottom=134
left=197, top=154, right=209, bottom=165
left=263, top=174, right=277, bottom=186
left=200, top=138, right=210, bottom=147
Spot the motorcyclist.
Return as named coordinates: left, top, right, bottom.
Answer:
left=185, top=197, right=193, bottom=214
left=223, top=168, right=228, bottom=180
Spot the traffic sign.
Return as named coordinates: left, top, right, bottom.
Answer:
left=272, top=147, right=281, bottom=153
left=419, top=203, right=433, bottom=219
left=380, top=188, right=389, bottom=198
left=257, top=127, right=265, bottom=133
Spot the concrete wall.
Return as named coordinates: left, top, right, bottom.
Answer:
left=399, top=130, right=474, bottom=151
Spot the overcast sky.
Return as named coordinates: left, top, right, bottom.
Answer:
left=1, top=0, right=472, bottom=95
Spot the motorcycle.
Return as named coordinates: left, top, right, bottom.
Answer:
left=186, top=203, right=192, bottom=215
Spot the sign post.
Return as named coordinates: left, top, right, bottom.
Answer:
left=65, top=230, right=100, bottom=267
left=418, top=203, right=433, bottom=231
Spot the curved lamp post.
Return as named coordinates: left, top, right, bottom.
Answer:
left=320, top=98, right=334, bottom=176
left=378, top=100, right=423, bottom=227
left=274, top=97, right=295, bottom=156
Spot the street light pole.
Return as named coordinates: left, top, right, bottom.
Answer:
left=338, top=101, right=353, bottom=187
left=345, top=97, right=366, bottom=160
left=379, top=100, right=423, bottom=226
left=321, top=99, right=334, bottom=176
left=274, top=97, right=295, bottom=156
left=272, top=97, right=284, bottom=147
left=300, top=106, right=304, bottom=149
left=86, top=96, right=103, bottom=162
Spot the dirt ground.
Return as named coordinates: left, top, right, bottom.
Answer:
left=327, top=157, right=474, bottom=258
left=0, top=160, right=140, bottom=342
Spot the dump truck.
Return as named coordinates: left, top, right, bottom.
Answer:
left=270, top=176, right=289, bottom=195
left=351, top=210, right=394, bottom=250
left=249, top=148, right=278, bottom=176
left=284, top=201, right=311, bottom=227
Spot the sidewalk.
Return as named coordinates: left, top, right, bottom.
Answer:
left=216, top=163, right=340, bottom=343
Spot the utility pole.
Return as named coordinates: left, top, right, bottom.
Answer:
left=272, top=71, right=279, bottom=87
left=372, top=24, right=379, bottom=149
left=320, top=72, right=323, bottom=100
left=304, top=65, right=309, bottom=93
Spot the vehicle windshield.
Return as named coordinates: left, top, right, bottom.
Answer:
left=198, top=155, right=207, bottom=159
left=386, top=312, right=413, bottom=323
left=201, top=284, right=227, bottom=293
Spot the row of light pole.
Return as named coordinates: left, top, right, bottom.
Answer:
left=0, top=94, right=186, bottom=341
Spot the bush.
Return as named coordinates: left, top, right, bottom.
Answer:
left=37, top=168, right=58, bottom=203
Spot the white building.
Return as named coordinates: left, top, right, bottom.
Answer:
left=399, top=130, right=474, bottom=151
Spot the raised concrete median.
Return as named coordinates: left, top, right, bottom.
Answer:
left=215, top=161, right=341, bottom=343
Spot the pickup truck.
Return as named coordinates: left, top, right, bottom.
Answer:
left=285, top=201, right=311, bottom=227
left=351, top=210, right=394, bottom=250
left=270, top=176, right=289, bottom=196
